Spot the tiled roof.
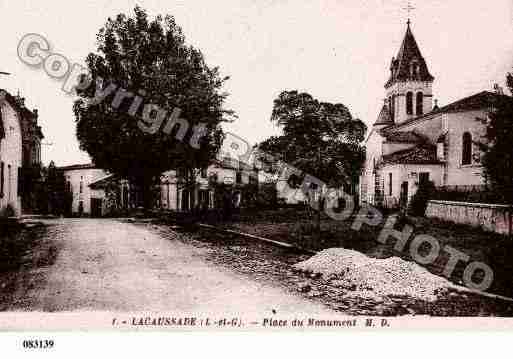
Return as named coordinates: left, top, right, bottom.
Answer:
left=388, top=91, right=511, bottom=130
left=381, top=144, right=441, bottom=165
left=374, top=104, right=393, bottom=126
left=383, top=131, right=423, bottom=143
left=0, top=89, right=41, bottom=139
left=58, top=163, right=97, bottom=171
left=89, top=174, right=116, bottom=189
left=385, top=23, right=434, bottom=88
left=434, top=91, right=510, bottom=114
left=213, top=157, right=256, bottom=172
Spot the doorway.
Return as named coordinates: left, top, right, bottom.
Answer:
left=91, top=198, right=102, bottom=217
left=400, top=181, right=409, bottom=209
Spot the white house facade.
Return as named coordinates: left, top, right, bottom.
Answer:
left=159, top=157, right=259, bottom=211
left=60, top=164, right=109, bottom=216
left=0, top=95, right=23, bottom=215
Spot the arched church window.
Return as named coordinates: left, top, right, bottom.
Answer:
left=462, top=132, right=472, bottom=165
left=389, top=95, right=395, bottom=122
left=406, top=92, right=413, bottom=115
left=416, top=92, right=424, bottom=115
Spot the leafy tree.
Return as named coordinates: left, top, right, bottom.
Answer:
left=478, top=75, right=513, bottom=205
left=73, top=6, right=232, bottom=208
left=44, top=161, right=71, bottom=216
left=256, top=90, right=366, bottom=231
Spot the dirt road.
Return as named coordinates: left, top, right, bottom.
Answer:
left=5, top=218, right=332, bottom=316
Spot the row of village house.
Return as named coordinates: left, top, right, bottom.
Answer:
left=0, top=86, right=260, bottom=218
left=58, top=158, right=259, bottom=217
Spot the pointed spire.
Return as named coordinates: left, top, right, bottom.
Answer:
left=385, top=22, right=434, bottom=88
left=374, top=99, right=393, bottom=127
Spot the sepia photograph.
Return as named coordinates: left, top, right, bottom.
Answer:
left=0, top=1, right=513, bottom=347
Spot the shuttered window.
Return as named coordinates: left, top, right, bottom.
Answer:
left=462, top=132, right=472, bottom=165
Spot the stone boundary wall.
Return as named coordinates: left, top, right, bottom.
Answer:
left=426, top=200, right=513, bottom=235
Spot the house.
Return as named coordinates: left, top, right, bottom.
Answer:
left=16, top=95, right=44, bottom=213
left=0, top=90, right=43, bottom=216
left=359, top=21, right=509, bottom=209
left=158, top=157, right=259, bottom=211
left=58, top=163, right=148, bottom=216
left=59, top=164, right=110, bottom=216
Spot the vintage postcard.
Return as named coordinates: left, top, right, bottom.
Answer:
left=1, top=0, right=513, bottom=342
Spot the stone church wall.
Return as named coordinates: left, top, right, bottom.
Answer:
left=426, top=200, right=512, bottom=235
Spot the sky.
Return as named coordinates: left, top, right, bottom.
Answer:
left=0, top=0, right=512, bottom=166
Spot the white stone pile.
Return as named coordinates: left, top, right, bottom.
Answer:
left=293, top=248, right=455, bottom=302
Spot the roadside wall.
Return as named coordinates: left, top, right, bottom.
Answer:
left=426, top=200, right=512, bottom=235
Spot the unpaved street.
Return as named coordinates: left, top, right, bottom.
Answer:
left=4, top=218, right=333, bottom=316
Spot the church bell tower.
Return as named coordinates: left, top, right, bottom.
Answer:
left=384, top=21, right=435, bottom=125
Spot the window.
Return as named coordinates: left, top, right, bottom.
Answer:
left=462, top=132, right=472, bottom=165
left=200, top=167, right=207, bottom=178
left=406, top=92, right=414, bottom=115
left=388, top=173, right=393, bottom=196
left=17, top=167, right=22, bottom=196
left=0, top=162, right=4, bottom=198
left=416, top=92, right=424, bottom=115
left=236, top=171, right=242, bottom=184
left=390, top=95, right=395, bottom=121
left=8, top=165, right=11, bottom=201
left=249, top=174, right=258, bottom=185
left=419, top=172, right=430, bottom=186
left=79, top=180, right=83, bottom=194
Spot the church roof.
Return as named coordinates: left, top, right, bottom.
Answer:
left=383, top=131, right=423, bottom=143
left=385, top=23, right=434, bottom=88
left=434, top=90, right=510, bottom=114
left=389, top=91, right=511, bottom=130
left=374, top=104, right=393, bottom=126
left=381, top=144, right=441, bottom=166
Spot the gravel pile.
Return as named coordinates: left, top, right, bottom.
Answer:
left=293, top=248, right=454, bottom=302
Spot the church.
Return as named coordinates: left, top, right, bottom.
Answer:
left=359, top=21, right=509, bottom=209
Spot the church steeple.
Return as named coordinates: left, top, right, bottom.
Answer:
left=386, top=22, right=434, bottom=88
left=381, top=21, right=435, bottom=125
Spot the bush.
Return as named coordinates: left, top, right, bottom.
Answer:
left=0, top=204, right=16, bottom=218
left=408, top=181, right=435, bottom=217
left=253, top=183, right=279, bottom=209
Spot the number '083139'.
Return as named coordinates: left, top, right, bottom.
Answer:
left=22, top=339, right=54, bottom=349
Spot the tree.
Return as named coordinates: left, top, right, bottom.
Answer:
left=44, top=161, right=71, bottom=216
left=256, top=90, right=366, bottom=233
left=478, top=75, right=513, bottom=205
left=73, top=6, right=232, bottom=208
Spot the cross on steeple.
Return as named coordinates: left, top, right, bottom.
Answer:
left=403, top=0, right=415, bottom=25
